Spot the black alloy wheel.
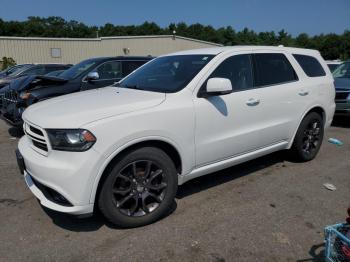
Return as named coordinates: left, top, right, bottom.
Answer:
left=290, top=112, right=324, bottom=162
left=98, top=147, right=178, bottom=227
left=112, top=160, right=167, bottom=217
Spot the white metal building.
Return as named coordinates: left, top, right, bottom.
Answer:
left=0, top=35, right=222, bottom=64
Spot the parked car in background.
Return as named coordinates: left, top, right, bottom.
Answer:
left=1, top=56, right=152, bottom=126
left=16, top=46, right=335, bottom=227
left=333, top=60, right=350, bottom=115
left=0, top=64, right=31, bottom=79
left=326, top=60, right=342, bottom=72
left=0, top=63, right=72, bottom=90
left=0, top=69, right=69, bottom=117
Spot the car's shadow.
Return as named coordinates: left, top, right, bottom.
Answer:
left=42, top=151, right=287, bottom=232
left=176, top=151, right=286, bottom=199
left=332, top=115, right=350, bottom=128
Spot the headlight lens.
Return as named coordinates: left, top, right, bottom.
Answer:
left=46, top=129, right=96, bottom=152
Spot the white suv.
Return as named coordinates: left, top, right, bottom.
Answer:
left=17, top=46, right=335, bottom=227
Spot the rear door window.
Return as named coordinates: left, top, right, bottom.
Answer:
left=253, top=53, right=298, bottom=87
left=208, top=54, right=253, bottom=91
left=293, top=54, right=326, bottom=77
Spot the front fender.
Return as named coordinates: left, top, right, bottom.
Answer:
left=88, top=135, right=184, bottom=204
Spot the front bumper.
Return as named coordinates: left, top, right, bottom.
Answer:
left=18, top=135, right=104, bottom=215
left=23, top=171, right=93, bottom=215
left=335, top=91, right=350, bottom=115
left=335, top=100, right=350, bottom=115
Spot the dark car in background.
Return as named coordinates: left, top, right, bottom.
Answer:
left=326, top=60, right=342, bottom=73
left=1, top=56, right=152, bottom=126
left=0, top=63, right=72, bottom=90
left=333, top=60, right=350, bottom=115
left=0, top=64, right=31, bottom=79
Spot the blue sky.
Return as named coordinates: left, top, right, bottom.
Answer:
left=0, top=0, right=349, bottom=36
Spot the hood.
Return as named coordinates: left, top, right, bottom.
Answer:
left=16, top=75, right=68, bottom=92
left=0, top=75, right=18, bottom=84
left=34, top=75, right=68, bottom=83
left=8, top=75, right=68, bottom=92
left=23, top=87, right=166, bottom=128
left=3, top=75, right=36, bottom=91
left=0, top=75, right=67, bottom=89
left=334, top=78, right=350, bottom=90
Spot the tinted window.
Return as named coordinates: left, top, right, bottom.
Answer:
left=253, top=53, right=298, bottom=86
left=209, top=54, right=253, bottom=91
left=293, top=54, right=326, bottom=77
left=95, top=61, right=122, bottom=79
left=122, top=61, right=148, bottom=76
left=118, top=55, right=214, bottom=93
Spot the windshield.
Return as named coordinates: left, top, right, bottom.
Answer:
left=118, top=55, right=214, bottom=93
left=8, top=64, right=32, bottom=76
left=59, top=59, right=98, bottom=80
left=333, top=62, right=350, bottom=78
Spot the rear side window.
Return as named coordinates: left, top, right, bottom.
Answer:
left=253, top=53, right=298, bottom=87
left=293, top=54, right=326, bottom=77
left=209, top=54, right=253, bottom=91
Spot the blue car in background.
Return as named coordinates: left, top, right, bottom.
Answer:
left=0, top=64, right=31, bottom=79
left=333, top=61, right=350, bottom=116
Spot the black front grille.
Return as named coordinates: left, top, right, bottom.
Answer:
left=29, top=125, right=44, bottom=136
left=32, top=140, right=48, bottom=151
left=335, top=92, right=350, bottom=100
left=27, top=133, right=46, bottom=143
left=30, top=175, right=73, bottom=207
left=4, top=90, right=18, bottom=102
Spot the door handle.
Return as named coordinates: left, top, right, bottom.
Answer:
left=246, top=98, right=260, bottom=106
left=298, top=90, right=309, bottom=96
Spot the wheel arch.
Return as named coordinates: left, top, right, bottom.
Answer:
left=90, top=137, right=183, bottom=205
left=288, top=105, right=326, bottom=149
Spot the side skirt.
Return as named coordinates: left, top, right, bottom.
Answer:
left=178, top=141, right=288, bottom=185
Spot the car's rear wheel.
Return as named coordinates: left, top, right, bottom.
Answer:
left=98, top=147, right=178, bottom=227
left=290, top=112, right=324, bottom=162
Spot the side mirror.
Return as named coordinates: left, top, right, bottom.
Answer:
left=203, top=77, right=232, bottom=97
left=86, top=72, right=99, bottom=81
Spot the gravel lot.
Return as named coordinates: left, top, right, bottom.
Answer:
left=0, top=117, right=349, bottom=262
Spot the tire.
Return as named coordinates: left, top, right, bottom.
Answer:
left=98, top=147, right=178, bottom=228
left=290, top=112, right=324, bottom=162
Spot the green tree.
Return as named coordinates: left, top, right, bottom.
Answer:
left=0, top=16, right=349, bottom=60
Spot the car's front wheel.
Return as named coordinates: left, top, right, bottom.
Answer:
left=98, top=147, right=178, bottom=227
left=290, top=112, right=324, bottom=162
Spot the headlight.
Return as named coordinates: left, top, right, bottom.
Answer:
left=20, top=91, right=31, bottom=100
left=46, top=129, right=96, bottom=152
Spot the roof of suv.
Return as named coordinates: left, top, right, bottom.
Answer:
left=87, top=56, right=154, bottom=62
left=168, top=46, right=321, bottom=56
